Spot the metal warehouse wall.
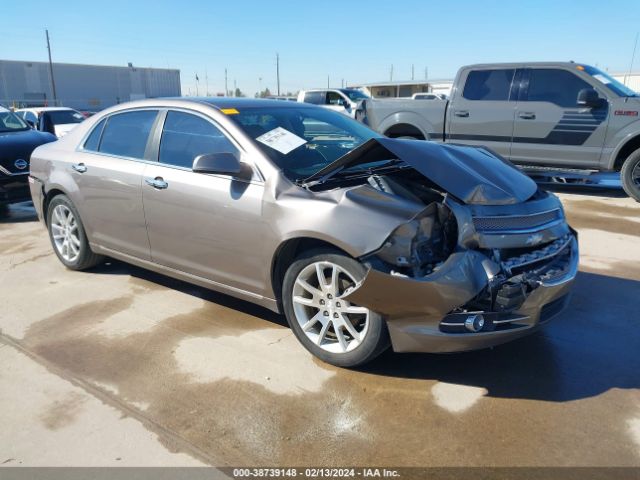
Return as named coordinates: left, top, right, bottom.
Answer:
left=0, top=60, right=181, bottom=111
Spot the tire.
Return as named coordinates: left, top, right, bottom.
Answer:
left=282, top=249, right=390, bottom=368
left=621, top=149, right=640, bottom=202
left=46, top=194, right=104, bottom=270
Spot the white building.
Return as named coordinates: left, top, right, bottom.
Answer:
left=0, top=59, right=181, bottom=111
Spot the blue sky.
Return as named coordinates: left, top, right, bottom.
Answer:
left=2, top=0, right=639, bottom=96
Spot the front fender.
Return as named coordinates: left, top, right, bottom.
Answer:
left=606, top=119, right=640, bottom=169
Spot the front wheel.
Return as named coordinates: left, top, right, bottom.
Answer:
left=282, top=250, right=390, bottom=368
left=621, top=150, right=640, bottom=202
left=47, top=194, right=104, bottom=270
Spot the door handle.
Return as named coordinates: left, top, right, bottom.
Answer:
left=518, top=112, right=536, bottom=120
left=145, top=177, right=169, bottom=189
left=71, top=163, right=87, bottom=173
left=454, top=110, right=469, bottom=118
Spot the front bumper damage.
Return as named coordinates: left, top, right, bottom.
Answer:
left=344, top=227, right=579, bottom=354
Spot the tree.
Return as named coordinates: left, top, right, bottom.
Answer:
left=255, top=87, right=272, bottom=98
left=234, top=88, right=246, bottom=98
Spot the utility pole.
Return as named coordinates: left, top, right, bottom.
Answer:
left=276, top=53, right=280, bottom=96
left=425, top=67, right=428, bottom=80
left=390, top=64, right=393, bottom=82
left=205, top=69, right=209, bottom=96
left=626, top=32, right=639, bottom=86
left=234, top=79, right=237, bottom=97
left=411, top=64, right=415, bottom=81
left=45, top=29, right=58, bottom=106
left=225, top=68, right=228, bottom=96
left=195, top=73, right=199, bottom=96
left=327, top=75, right=330, bottom=88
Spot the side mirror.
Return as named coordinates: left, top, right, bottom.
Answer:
left=577, top=88, right=604, bottom=108
left=341, top=99, right=351, bottom=109
left=192, top=152, right=242, bottom=175
left=25, top=119, right=36, bottom=128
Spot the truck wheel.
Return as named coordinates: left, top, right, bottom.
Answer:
left=621, top=150, right=640, bottom=202
left=282, top=249, right=390, bottom=368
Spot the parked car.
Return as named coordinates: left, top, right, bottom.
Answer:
left=297, top=88, right=370, bottom=117
left=15, top=107, right=85, bottom=138
left=412, top=92, right=447, bottom=100
left=356, top=62, right=640, bottom=201
left=0, top=106, right=56, bottom=207
left=29, top=98, right=578, bottom=367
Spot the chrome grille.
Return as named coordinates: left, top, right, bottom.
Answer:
left=473, top=209, right=562, bottom=232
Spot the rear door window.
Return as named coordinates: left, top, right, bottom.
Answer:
left=303, top=91, right=325, bottom=105
left=463, top=69, right=516, bottom=101
left=99, top=110, right=158, bottom=159
left=524, top=68, right=592, bottom=107
left=159, top=111, right=238, bottom=169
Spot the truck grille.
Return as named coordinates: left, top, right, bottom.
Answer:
left=473, top=209, right=562, bottom=233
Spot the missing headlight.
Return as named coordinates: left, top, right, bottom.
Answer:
left=366, top=202, right=458, bottom=278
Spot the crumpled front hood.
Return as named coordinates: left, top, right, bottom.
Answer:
left=304, top=138, right=538, bottom=205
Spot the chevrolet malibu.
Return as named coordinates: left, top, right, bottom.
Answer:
left=29, top=98, right=578, bottom=367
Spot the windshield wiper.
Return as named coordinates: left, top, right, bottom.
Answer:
left=299, top=159, right=407, bottom=188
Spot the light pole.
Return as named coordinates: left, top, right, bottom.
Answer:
left=45, top=29, right=58, bottom=106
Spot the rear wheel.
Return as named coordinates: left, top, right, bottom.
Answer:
left=47, top=194, right=104, bottom=270
left=282, top=250, right=390, bottom=367
left=621, top=149, right=640, bottom=202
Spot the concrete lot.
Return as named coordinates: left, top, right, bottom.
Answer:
left=0, top=189, right=639, bottom=467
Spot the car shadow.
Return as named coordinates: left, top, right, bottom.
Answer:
left=360, top=270, right=640, bottom=402
left=90, top=259, right=639, bottom=403
left=90, top=258, right=288, bottom=327
left=0, top=201, right=39, bottom=224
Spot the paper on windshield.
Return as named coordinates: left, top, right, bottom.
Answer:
left=256, top=127, right=306, bottom=154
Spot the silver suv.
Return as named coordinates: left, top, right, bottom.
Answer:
left=29, top=98, right=578, bottom=367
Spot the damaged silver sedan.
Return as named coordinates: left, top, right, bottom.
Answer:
left=29, top=98, right=578, bottom=367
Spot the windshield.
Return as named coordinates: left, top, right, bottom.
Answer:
left=340, top=89, right=370, bottom=102
left=0, top=111, right=29, bottom=133
left=47, top=110, right=85, bottom=125
left=229, top=106, right=382, bottom=181
left=582, top=65, right=638, bottom=97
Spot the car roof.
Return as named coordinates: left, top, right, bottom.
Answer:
left=463, top=61, right=590, bottom=69
left=0, top=106, right=9, bottom=113
left=162, top=97, right=312, bottom=110
left=16, top=107, right=77, bottom=112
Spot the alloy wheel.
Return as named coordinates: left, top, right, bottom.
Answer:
left=292, top=261, right=370, bottom=353
left=50, top=204, right=81, bottom=263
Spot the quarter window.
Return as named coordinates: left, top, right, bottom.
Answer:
left=99, top=110, right=158, bottom=159
left=83, top=118, right=106, bottom=151
left=463, top=69, right=516, bottom=101
left=159, top=111, right=238, bottom=169
left=524, top=69, right=592, bottom=107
